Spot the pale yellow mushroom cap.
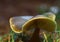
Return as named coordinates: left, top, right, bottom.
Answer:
left=9, top=16, right=33, bottom=33
left=44, top=12, right=56, bottom=21
left=9, top=17, right=25, bottom=33
left=9, top=13, right=57, bottom=33
left=22, top=14, right=57, bottom=32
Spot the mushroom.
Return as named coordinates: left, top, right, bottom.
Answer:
left=22, top=13, right=57, bottom=42
left=9, top=13, right=57, bottom=42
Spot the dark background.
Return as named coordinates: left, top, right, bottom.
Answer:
left=0, top=0, right=60, bottom=36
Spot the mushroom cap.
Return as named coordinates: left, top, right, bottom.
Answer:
left=9, top=13, right=57, bottom=33
left=9, top=16, right=33, bottom=33
left=22, top=14, right=57, bottom=32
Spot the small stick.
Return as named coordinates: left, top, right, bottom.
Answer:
left=8, top=34, right=11, bottom=42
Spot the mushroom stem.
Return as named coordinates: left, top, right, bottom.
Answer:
left=28, top=20, right=42, bottom=42
left=29, top=27, right=40, bottom=42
